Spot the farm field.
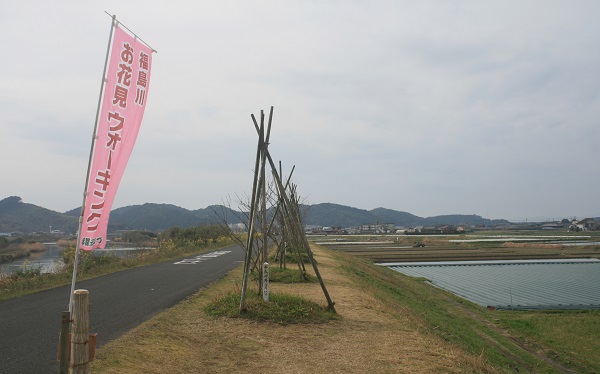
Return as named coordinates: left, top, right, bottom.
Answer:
left=310, top=231, right=600, bottom=372
left=311, top=231, right=600, bottom=263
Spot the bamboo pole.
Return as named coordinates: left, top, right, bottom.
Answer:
left=259, top=108, right=274, bottom=244
left=260, top=111, right=268, bottom=295
left=239, top=117, right=264, bottom=312
left=70, top=15, right=116, bottom=315
left=70, top=290, right=90, bottom=374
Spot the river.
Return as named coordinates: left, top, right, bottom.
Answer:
left=0, top=243, right=65, bottom=275
left=0, top=243, right=149, bottom=276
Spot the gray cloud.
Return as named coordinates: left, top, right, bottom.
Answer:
left=1, top=0, right=598, bottom=221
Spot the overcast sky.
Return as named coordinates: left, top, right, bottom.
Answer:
left=1, top=1, right=598, bottom=222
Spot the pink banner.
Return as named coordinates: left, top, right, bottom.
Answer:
left=80, top=25, right=153, bottom=250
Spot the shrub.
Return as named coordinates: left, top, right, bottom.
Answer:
left=9, top=260, right=42, bottom=280
left=61, top=245, right=119, bottom=274
left=160, top=225, right=232, bottom=248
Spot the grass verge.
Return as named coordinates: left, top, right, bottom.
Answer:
left=337, top=253, right=550, bottom=372
left=205, top=291, right=337, bottom=325
left=336, top=249, right=599, bottom=373
left=497, top=309, right=600, bottom=372
left=250, top=267, right=316, bottom=284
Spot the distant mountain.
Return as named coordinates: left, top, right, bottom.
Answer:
left=371, top=207, right=423, bottom=226
left=422, top=214, right=499, bottom=226
left=1, top=196, right=509, bottom=234
left=0, top=196, right=78, bottom=233
left=304, top=203, right=507, bottom=227
left=63, top=207, right=80, bottom=217
left=109, top=203, right=203, bottom=231
left=108, top=203, right=244, bottom=231
left=302, top=203, right=374, bottom=227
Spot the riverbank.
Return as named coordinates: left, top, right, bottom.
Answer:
left=0, top=238, right=236, bottom=301
left=0, top=242, right=46, bottom=264
left=91, top=244, right=599, bottom=373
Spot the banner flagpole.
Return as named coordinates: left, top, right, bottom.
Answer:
left=69, top=14, right=117, bottom=314
left=103, top=11, right=157, bottom=53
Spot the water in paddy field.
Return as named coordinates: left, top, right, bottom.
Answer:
left=387, top=259, right=600, bottom=310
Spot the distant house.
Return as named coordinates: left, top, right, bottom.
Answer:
left=361, top=223, right=395, bottom=233
left=541, top=222, right=564, bottom=230
left=346, top=227, right=361, bottom=235
left=571, top=218, right=599, bottom=231
left=417, top=225, right=461, bottom=234
left=404, top=226, right=423, bottom=234
left=420, top=226, right=438, bottom=234
left=316, top=226, right=347, bottom=235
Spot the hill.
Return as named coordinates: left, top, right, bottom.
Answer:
left=304, top=203, right=507, bottom=227
left=1, top=196, right=507, bottom=234
left=0, top=196, right=78, bottom=234
left=0, top=197, right=246, bottom=234
left=108, top=203, right=244, bottom=231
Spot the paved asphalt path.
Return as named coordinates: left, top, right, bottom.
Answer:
left=0, top=245, right=245, bottom=374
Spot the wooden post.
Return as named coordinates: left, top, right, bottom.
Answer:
left=70, top=289, right=90, bottom=374
left=59, top=311, right=71, bottom=374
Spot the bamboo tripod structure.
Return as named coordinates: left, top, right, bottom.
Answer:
left=239, top=107, right=335, bottom=313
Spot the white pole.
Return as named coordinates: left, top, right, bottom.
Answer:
left=69, top=14, right=117, bottom=314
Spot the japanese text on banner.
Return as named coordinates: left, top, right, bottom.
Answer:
left=80, top=25, right=152, bottom=250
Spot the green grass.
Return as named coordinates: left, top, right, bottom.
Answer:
left=204, top=291, right=338, bottom=325
left=269, top=245, right=315, bottom=264
left=268, top=267, right=316, bottom=283
left=497, top=310, right=600, bottom=372
left=0, top=267, right=73, bottom=301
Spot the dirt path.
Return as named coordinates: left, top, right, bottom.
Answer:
left=91, top=246, right=492, bottom=373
